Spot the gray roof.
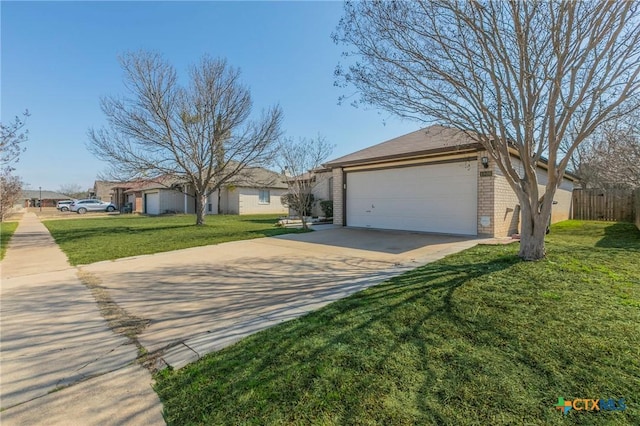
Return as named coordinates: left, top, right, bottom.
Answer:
left=325, top=125, right=481, bottom=167
left=116, top=176, right=181, bottom=193
left=229, top=166, right=287, bottom=189
left=116, top=166, right=287, bottom=193
left=21, top=190, right=72, bottom=200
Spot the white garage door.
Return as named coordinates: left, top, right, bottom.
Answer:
left=145, top=192, right=160, bottom=215
left=346, top=161, right=477, bottom=235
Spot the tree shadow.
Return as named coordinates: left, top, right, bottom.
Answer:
left=151, top=251, right=521, bottom=424
left=595, top=222, right=640, bottom=250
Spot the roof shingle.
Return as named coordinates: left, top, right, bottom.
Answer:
left=325, top=125, right=481, bottom=167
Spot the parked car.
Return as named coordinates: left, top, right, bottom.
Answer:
left=70, top=199, right=117, bottom=214
left=56, top=200, right=75, bottom=211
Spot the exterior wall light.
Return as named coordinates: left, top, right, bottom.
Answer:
left=481, top=156, right=489, bottom=169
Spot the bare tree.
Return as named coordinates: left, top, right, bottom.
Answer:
left=0, top=174, right=22, bottom=221
left=277, top=136, right=333, bottom=230
left=88, top=51, right=283, bottom=225
left=1, top=110, right=29, bottom=173
left=58, top=183, right=88, bottom=199
left=571, top=114, right=640, bottom=189
left=1, top=111, right=29, bottom=221
left=334, top=1, right=640, bottom=260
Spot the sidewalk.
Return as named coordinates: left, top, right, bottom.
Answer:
left=0, top=213, right=164, bottom=425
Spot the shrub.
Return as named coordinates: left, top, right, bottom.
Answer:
left=320, top=200, right=333, bottom=218
left=281, top=193, right=314, bottom=216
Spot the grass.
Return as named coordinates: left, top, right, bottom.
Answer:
left=1, top=221, right=19, bottom=260
left=43, top=214, right=304, bottom=265
left=155, top=220, right=640, bottom=425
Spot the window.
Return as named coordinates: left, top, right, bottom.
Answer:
left=259, top=190, right=270, bottom=204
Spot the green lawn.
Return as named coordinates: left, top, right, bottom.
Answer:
left=43, top=214, right=303, bottom=265
left=1, top=221, right=19, bottom=260
left=155, top=220, right=640, bottom=425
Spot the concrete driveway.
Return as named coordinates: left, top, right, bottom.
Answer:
left=82, top=227, right=482, bottom=368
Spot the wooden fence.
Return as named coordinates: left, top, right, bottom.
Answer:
left=572, top=189, right=635, bottom=222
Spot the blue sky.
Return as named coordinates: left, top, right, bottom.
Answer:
left=2, top=1, right=419, bottom=191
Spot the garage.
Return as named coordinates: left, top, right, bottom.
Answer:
left=144, top=192, right=160, bottom=215
left=346, top=161, right=478, bottom=235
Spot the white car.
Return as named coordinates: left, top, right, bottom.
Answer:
left=56, top=200, right=74, bottom=211
left=69, top=199, right=117, bottom=214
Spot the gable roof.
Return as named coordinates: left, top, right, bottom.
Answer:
left=325, top=125, right=482, bottom=167
left=229, top=166, right=287, bottom=189
left=113, top=166, right=287, bottom=193
left=113, top=176, right=180, bottom=193
left=21, top=190, right=72, bottom=200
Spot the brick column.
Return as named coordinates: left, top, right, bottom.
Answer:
left=477, top=151, right=495, bottom=237
left=332, top=167, right=344, bottom=226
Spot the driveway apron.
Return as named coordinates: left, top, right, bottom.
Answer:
left=0, top=213, right=164, bottom=425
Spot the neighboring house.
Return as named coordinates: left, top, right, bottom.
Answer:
left=138, top=179, right=196, bottom=215
left=19, top=190, right=72, bottom=208
left=323, top=125, right=577, bottom=237
left=111, top=180, right=158, bottom=213
left=111, top=177, right=197, bottom=214
left=90, top=181, right=118, bottom=202
left=288, top=170, right=334, bottom=217
left=111, top=167, right=288, bottom=215
left=215, top=166, right=289, bottom=215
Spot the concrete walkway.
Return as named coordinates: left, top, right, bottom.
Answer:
left=0, top=213, right=164, bottom=425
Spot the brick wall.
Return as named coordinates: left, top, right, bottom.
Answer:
left=493, top=175, right=521, bottom=236
left=491, top=157, right=575, bottom=237
left=477, top=151, right=495, bottom=236
left=476, top=151, right=520, bottom=237
left=332, top=167, right=344, bottom=226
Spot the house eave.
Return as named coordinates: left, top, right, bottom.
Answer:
left=504, top=147, right=579, bottom=182
left=324, top=143, right=482, bottom=169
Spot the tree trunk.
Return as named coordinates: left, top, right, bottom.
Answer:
left=196, top=192, right=207, bottom=226
left=300, top=215, right=308, bottom=230
left=518, top=204, right=549, bottom=261
left=217, top=190, right=222, bottom=215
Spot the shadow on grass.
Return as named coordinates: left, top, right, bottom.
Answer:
left=155, top=240, right=640, bottom=424
left=154, top=251, right=523, bottom=425
left=595, top=222, right=640, bottom=250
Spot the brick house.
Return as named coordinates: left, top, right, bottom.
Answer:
left=90, top=181, right=117, bottom=202
left=19, top=190, right=71, bottom=208
left=322, top=125, right=576, bottom=237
